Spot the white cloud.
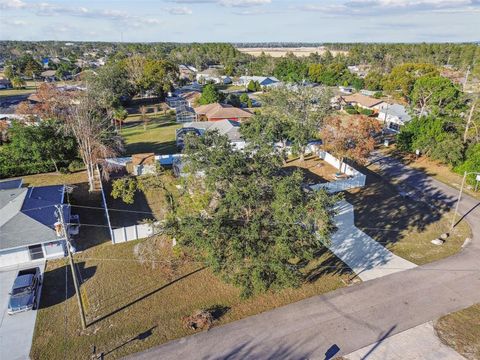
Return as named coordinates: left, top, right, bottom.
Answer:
left=0, top=0, right=26, bottom=9
left=220, top=0, right=271, bottom=7
left=301, top=0, right=480, bottom=15
left=167, top=6, right=193, bottom=14
left=2, top=18, right=27, bottom=25
left=168, top=0, right=271, bottom=7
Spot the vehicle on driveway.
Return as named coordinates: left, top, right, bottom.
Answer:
left=7, top=267, right=42, bottom=315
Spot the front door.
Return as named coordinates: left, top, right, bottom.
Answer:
left=28, top=244, right=44, bottom=260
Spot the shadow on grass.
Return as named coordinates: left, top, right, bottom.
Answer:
left=103, top=179, right=156, bottom=228
left=88, top=266, right=206, bottom=327
left=305, top=247, right=353, bottom=282
left=98, top=325, right=157, bottom=358
left=68, top=182, right=112, bottom=250
left=39, top=261, right=97, bottom=309
left=342, top=153, right=456, bottom=250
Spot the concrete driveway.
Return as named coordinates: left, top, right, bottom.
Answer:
left=0, top=264, right=44, bottom=360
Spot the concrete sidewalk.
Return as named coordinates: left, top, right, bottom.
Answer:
left=345, top=322, right=466, bottom=360
left=330, top=201, right=417, bottom=281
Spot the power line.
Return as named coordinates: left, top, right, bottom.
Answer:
left=74, top=256, right=480, bottom=273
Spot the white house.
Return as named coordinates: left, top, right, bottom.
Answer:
left=0, top=179, right=71, bottom=269
left=237, top=76, right=280, bottom=88
left=378, top=103, right=412, bottom=131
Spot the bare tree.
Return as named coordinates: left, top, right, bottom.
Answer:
left=64, top=93, right=123, bottom=191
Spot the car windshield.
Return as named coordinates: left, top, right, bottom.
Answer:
left=11, top=286, right=32, bottom=296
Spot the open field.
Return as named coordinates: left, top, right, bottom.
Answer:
left=237, top=47, right=348, bottom=58
left=120, top=114, right=180, bottom=155
left=435, top=303, right=480, bottom=360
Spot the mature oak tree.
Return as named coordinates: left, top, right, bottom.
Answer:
left=171, top=131, right=340, bottom=297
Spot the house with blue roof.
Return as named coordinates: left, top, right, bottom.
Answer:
left=0, top=179, right=70, bottom=269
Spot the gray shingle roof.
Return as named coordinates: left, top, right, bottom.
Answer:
left=183, top=120, right=242, bottom=142
left=0, top=185, right=67, bottom=250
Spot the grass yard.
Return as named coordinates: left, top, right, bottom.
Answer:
left=27, top=169, right=354, bottom=359
left=345, top=166, right=471, bottom=265
left=31, top=232, right=352, bottom=360
left=14, top=170, right=88, bottom=187
left=120, top=114, right=180, bottom=155
left=0, top=85, right=37, bottom=97
left=284, top=155, right=338, bottom=185
left=435, top=304, right=480, bottom=360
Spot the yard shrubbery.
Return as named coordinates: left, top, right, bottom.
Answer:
left=0, top=120, right=80, bottom=178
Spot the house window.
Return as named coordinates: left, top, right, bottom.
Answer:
left=28, top=244, right=44, bottom=260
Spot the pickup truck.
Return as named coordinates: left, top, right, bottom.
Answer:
left=7, top=267, right=42, bottom=315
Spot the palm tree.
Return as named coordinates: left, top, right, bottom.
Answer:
left=113, top=107, right=128, bottom=132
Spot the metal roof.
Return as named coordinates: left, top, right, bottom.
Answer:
left=0, top=178, right=23, bottom=190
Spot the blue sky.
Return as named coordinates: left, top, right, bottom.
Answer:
left=0, top=0, right=479, bottom=42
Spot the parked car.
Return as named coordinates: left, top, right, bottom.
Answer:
left=7, top=268, right=42, bottom=315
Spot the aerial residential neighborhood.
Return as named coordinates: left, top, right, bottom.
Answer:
left=0, top=1, right=479, bottom=360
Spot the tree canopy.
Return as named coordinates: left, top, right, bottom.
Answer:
left=170, top=131, right=340, bottom=297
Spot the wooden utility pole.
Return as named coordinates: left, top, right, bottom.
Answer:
left=56, top=204, right=87, bottom=330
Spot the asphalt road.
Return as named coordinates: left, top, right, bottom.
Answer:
left=126, top=153, right=480, bottom=360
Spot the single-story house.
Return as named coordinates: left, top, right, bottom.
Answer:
left=194, top=103, right=253, bottom=122
left=0, top=179, right=72, bottom=269
left=174, top=120, right=245, bottom=176
left=0, top=78, right=12, bottom=89
left=195, top=69, right=231, bottom=84
left=377, top=103, right=412, bottom=131
left=177, top=119, right=245, bottom=150
left=237, top=76, right=280, bottom=88
left=340, top=93, right=386, bottom=111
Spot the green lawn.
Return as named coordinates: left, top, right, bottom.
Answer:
left=435, top=304, right=480, bottom=360
left=120, top=115, right=180, bottom=155
left=0, top=85, right=36, bottom=97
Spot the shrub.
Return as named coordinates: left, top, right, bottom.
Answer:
left=359, top=108, right=374, bottom=116
left=68, top=160, right=85, bottom=173
left=345, top=106, right=359, bottom=115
